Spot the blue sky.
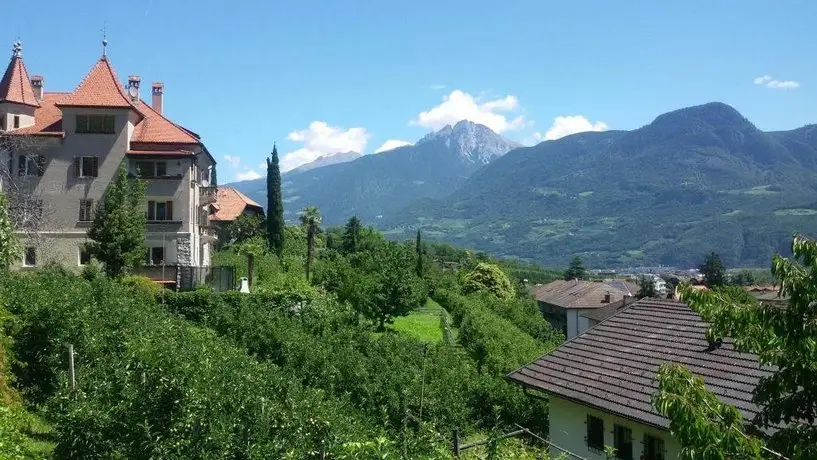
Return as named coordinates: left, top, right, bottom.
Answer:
left=7, top=1, right=816, bottom=181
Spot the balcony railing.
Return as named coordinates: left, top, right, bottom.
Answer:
left=200, top=186, right=217, bottom=204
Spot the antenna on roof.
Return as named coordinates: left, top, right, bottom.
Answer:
left=101, top=23, right=108, bottom=58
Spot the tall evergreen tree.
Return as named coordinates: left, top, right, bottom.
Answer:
left=341, top=215, right=362, bottom=254
left=0, top=191, right=19, bottom=270
left=266, top=144, right=285, bottom=257
left=415, top=229, right=424, bottom=277
left=299, top=206, right=321, bottom=282
left=699, top=251, right=726, bottom=287
left=87, top=165, right=146, bottom=278
left=563, top=256, right=587, bottom=280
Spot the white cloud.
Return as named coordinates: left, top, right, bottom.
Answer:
left=375, top=139, right=412, bottom=153
left=280, top=121, right=370, bottom=172
left=754, top=75, right=799, bottom=89
left=235, top=170, right=262, bottom=181
left=411, top=90, right=527, bottom=133
left=223, top=155, right=241, bottom=168
left=526, top=115, right=609, bottom=144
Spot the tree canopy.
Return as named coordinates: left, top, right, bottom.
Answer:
left=0, top=191, right=18, bottom=270
left=563, top=256, right=587, bottom=280
left=87, top=165, right=146, bottom=278
left=699, top=251, right=726, bottom=287
left=462, top=262, right=514, bottom=300
left=266, top=145, right=285, bottom=257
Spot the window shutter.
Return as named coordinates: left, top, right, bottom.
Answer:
left=92, top=157, right=99, bottom=177
left=73, top=157, right=80, bottom=177
left=166, top=201, right=173, bottom=220
left=147, top=201, right=155, bottom=221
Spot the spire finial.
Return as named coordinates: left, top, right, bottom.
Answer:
left=11, top=39, right=21, bottom=58
left=101, top=24, right=108, bottom=58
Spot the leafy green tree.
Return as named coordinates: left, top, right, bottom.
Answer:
left=223, top=213, right=264, bottom=246
left=462, top=262, right=514, bottom=300
left=266, top=144, right=285, bottom=257
left=87, top=165, right=146, bottom=278
left=661, top=235, right=817, bottom=459
left=0, top=191, right=18, bottom=270
left=341, top=215, right=362, bottom=254
left=237, top=237, right=265, bottom=289
left=731, top=269, right=757, bottom=286
left=563, top=256, right=587, bottom=280
left=699, top=251, right=726, bottom=287
left=637, top=275, right=657, bottom=299
left=299, top=206, right=321, bottom=281
left=415, top=229, right=424, bottom=277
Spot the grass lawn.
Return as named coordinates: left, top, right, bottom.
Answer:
left=389, top=299, right=448, bottom=344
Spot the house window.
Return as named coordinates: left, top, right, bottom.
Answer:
left=146, top=247, right=165, bottom=265
left=135, top=161, right=168, bottom=178
left=18, top=154, right=45, bottom=176
left=13, top=115, right=20, bottom=129
left=586, top=414, right=604, bottom=451
left=79, top=245, right=92, bottom=266
left=613, top=425, right=633, bottom=460
left=146, top=200, right=174, bottom=221
left=73, top=156, right=99, bottom=178
left=23, top=247, right=36, bottom=267
left=643, top=434, right=665, bottom=460
left=79, top=199, right=94, bottom=222
left=75, top=115, right=115, bottom=134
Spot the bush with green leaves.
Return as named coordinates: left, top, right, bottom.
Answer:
left=1, top=270, right=393, bottom=458
left=461, top=263, right=514, bottom=300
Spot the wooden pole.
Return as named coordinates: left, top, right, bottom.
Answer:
left=68, top=344, right=76, bottom=391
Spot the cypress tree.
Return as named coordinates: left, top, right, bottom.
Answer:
left=266, top=144, right=285, bottom=257
left=415, top=229, right=423, bottom=277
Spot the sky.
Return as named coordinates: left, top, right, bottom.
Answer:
left=6, top=1, right=817, bottom=181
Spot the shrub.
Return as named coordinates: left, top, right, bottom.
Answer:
left=120, top=275, right=162, bottom=296
left=461, top=263, right=514, bottom=300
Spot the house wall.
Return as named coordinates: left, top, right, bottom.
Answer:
left=548, top=396, right=681, bottom=459
left=0, top=103, right=36, bottom=131
left=539, top=302, right=568, bottom=336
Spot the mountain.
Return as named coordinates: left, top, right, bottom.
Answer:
left=228, top=120, right=519, bottom=224
left=383, top=103, right=817, bottom=268
left=287, top=151, right=362, bottom=174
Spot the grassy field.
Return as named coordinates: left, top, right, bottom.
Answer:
left=389, top=298, right=452, bottom=344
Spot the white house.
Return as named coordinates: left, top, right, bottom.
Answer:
left=508, top=299, right=774, bottom=460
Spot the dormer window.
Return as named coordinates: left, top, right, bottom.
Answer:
left=76, top=115, right=115, bottom=134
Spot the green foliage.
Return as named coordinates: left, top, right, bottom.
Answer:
left=0, top=191, right=18, bottom=270
left=87, top=164, right=147, bottom=278
left=266, top=145, right=285, bottom=257
left=699, top=251, right=727, bottom=287
left=416, top=229, right=424, bottom=277
left=637, top=275, right=657, bottom=298
left=120, top=275, right=162, bottom=296
left=342, top=216, right=362, bottom=254
left=299, top=206, right=322, bottom=281
left=223, top=213, right=264, bottom=246
left=671, top=234, right=817, bottom=459
left=563, top=256, right=586, bottom=280
left=462, top=263, right=514, bottom=300
left=653, top=364, right=763, bottom=459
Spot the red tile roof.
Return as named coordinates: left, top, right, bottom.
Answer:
left=7, top=92, right=66, bottom=136
left=211, top=187, right=264, bottom=222
left=532, top=279, right=639, bottom=309
left=56, top=58, right=134, bottom=109
left=131, top=99, right=198, bottom=144
left=0, top=56, right=39, bottom=107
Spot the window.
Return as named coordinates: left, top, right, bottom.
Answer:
left=13, top=115, right=19, bottom=129
left=79, top=199, right=94, bottom=222
left=75, top=114, right=115, bottom=134
left=145, top=247, right=165, bottom=265
left=18, top=154, right=45, bottom=177
left=23, top=247, right=36, bottom=267
left=1, top=114, right=5, bottom=130
left=613, top=425, right=633, bottom=460
left=146, top=200, right=174, bottom=221
left=79, top=245, right=92, bottom=266
left=135, top=161, right=168, bottom=178
left=643, top=434, right=665, bottom=460
left=73, top=156, right=99, bottom=178
left=586, top=415, right=604, bottom=451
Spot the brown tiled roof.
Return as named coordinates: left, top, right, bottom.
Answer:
left=0, top=56, right=39, bottom=107
left=211, top=187, right=264, bottom=222
left=580, top=295, right=638, bottom=322
left=7, top=92, right=66, bottom=136
left=131, top=99, right=199, bottom=145
left=532, top=279, right=639, bottom=309
left=56, top=58, right=134, bottom=109
left=508, top=299, right=774, bottom=430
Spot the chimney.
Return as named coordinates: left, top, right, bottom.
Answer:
left=127, top=75, right=141, bottom=102
left=31, top=75, right=43, bottom=102
left=603, top=291, right=611, bottom=303
left=152, top=82, right=164, bottom=114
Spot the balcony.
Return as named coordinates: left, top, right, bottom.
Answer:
left=200, top=186, right=217, bottom=204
